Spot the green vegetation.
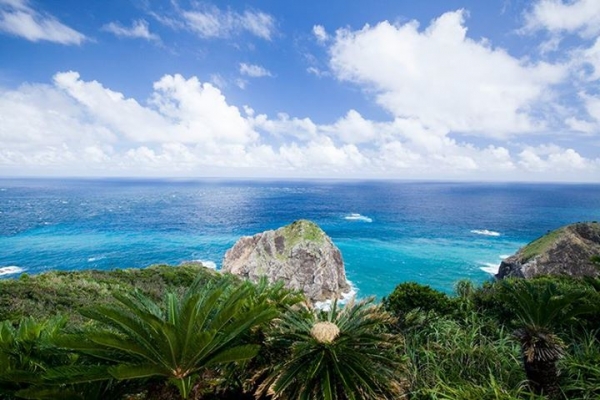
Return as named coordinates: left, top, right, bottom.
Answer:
left=1, top=264, right=599, bottom=399
left=280, top=219, right=325, bottom=246
left=0, top=264, right=217, bottom=323
left=520, top=228, right=565, bottom=261
left=259, top=299, right=405, bottom=399
left=60, top=279, right=278, bottom=399
left=500, top=280, right=594, bottom=399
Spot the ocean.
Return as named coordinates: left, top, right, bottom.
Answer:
left=1, top=179, right=599, bottom=299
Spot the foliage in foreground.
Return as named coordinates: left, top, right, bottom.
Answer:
left=57, top=279, right=279, bottom=399
left=259, top=299, right=406, bottom=400
left=1, top=265, right=600, bottom=399
left=383, top=276, right=600, bottom=400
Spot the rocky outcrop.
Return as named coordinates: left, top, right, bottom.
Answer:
left=222, top=220, right=351, bottom=303
left=496, top=222, right=600, bottom=279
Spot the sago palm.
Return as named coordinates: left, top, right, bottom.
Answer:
left=259, top=298, right=406, bottom=400
left=0, top=316, right=68, bottom=398
left=501, top=280, right=595, bottom=399
left=56, top=278, right=278, bottom=399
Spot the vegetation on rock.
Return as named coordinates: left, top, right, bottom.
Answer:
left=497, top=222, right=600, bottom=279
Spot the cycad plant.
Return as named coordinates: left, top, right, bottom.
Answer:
left=57, top=278, right=278, bottom=399
left=502, top=280, right=595, bottom=399
left=260, top=298, right=405, bottom=400
left=0, top=316, right=67, bottom=398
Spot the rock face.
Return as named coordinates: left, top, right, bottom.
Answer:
left=222, top=220, right=351, bottom=302
left=496, top=222, right=600, bottom=279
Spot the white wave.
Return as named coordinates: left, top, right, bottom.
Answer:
left=189, top=259, right=217, bottom=270
left=0, top=266, right=24, bottom=276
left=479, top=262, right=499, bottom=275
left=344, top=213, right=373, bottom=223
left=314, top=280, right=358, bottom=311
left=470, top=229, right=501, bottom=237
left=499, top=254, right=511, bottom=260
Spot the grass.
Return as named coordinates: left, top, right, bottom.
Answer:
left=0, top=263, right=219, bottom=324
left=280, top=219, right=325, bottom=246
left=521, top=228, right=565, bottom=261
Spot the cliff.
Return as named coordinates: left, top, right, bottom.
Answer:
left=496, top=222, right=600, bottom=279
left=222, top=220, right=351, bottom=303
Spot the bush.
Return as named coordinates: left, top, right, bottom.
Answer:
left=383, top=282, right=455, bottom=322
left=0, top=264, right=220, bottom=324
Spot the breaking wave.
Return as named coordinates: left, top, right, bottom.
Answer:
left=344, top=213, right=373, bottom=223
left=314, top=280, right=358, bottom=311
left=0, top=266, right=24, bottom=276
left=189, top=259, right=217, bottom=270
left=470, top=229, right=501, bottom=237
left=479, top=262, right=499, bottom=275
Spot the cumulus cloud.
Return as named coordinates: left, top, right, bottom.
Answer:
left=239, top=63, right=272, bottom=78
left=182, top=5, right=275, bottom=40
left=0, top=72, right=598, bottom=180
left=48, top=71, right=258, bottom=146
left=329, top=10, right=566, bottom=138
left=0, top=0, right=85, bottom=44
left=523, top=0, right=600, bottom=38
left=102, top=19, right=159, bottom=41
left=518, top=145, right=591, bottom=172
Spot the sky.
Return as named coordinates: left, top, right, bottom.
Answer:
left=0, top=0, right=599, bottom=181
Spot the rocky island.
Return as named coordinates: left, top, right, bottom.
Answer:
left=222, top=219, right=351, bottom=303
left=497, top=221, right=600, bottom=279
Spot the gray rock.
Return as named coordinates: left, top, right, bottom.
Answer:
left=222, top=220, right=351, bottom=302
left=496, top=222, right=600, bottom=279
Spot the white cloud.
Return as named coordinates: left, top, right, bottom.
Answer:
left=519, top=145, right=591, bottom=171
left=523, top=0, right=600, bottom=37
left=239, top=63, right=272, bottom=78
left=306, top=66, right=328, bottom=77
left=102, top=19, right=159, bottom=41
left=565, top=117, right=596, bottom=133
left=1, top=72, right=598, bottom=181
left=235, top=78, right=248, bottom=90
left=252, top=112, right=318, bottom=141
left=0, top=0, right=85, bottom=44
left=580, top=92, right=600, bottom=123
left=209, top=73, right=227, bottom=88
left=324, top=110, right=378, bottom=144
left=50, top=71, right=256, bottom=145
left=329, top=10, right=566, bottom=138
left=182, top=5, right=275, bottom=40
left=313, top=24, right=329, bottom=43
left=278, top=138, right=368, bottom=170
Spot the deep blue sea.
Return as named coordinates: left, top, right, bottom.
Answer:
left=1, top=179, right=600, bottom=298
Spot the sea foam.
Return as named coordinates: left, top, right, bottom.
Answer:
left=344, top=213, right=373, bottom=223
left=470, top=229, right=501, bottom=237
left=0, top=266, right=24, bottom=276
left=314, top=280, right=358, bottom=311
left=191, top=260, right=217, bottom=270
left=479, top=262, right=499, bottom=275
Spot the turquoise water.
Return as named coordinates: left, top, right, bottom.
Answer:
left=1, top=179, right=599, bottom=298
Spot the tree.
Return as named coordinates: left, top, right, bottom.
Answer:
left=501, top=279, right=595, bottom=399
left=56, top=278, right=278, bottom=399
left=259, top=298, right=405, bottom=400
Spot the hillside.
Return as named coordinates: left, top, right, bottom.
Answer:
left=497, top=221, right=600, bottom=279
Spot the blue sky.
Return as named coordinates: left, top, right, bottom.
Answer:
left=0, top=0, right=599, bottom=181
